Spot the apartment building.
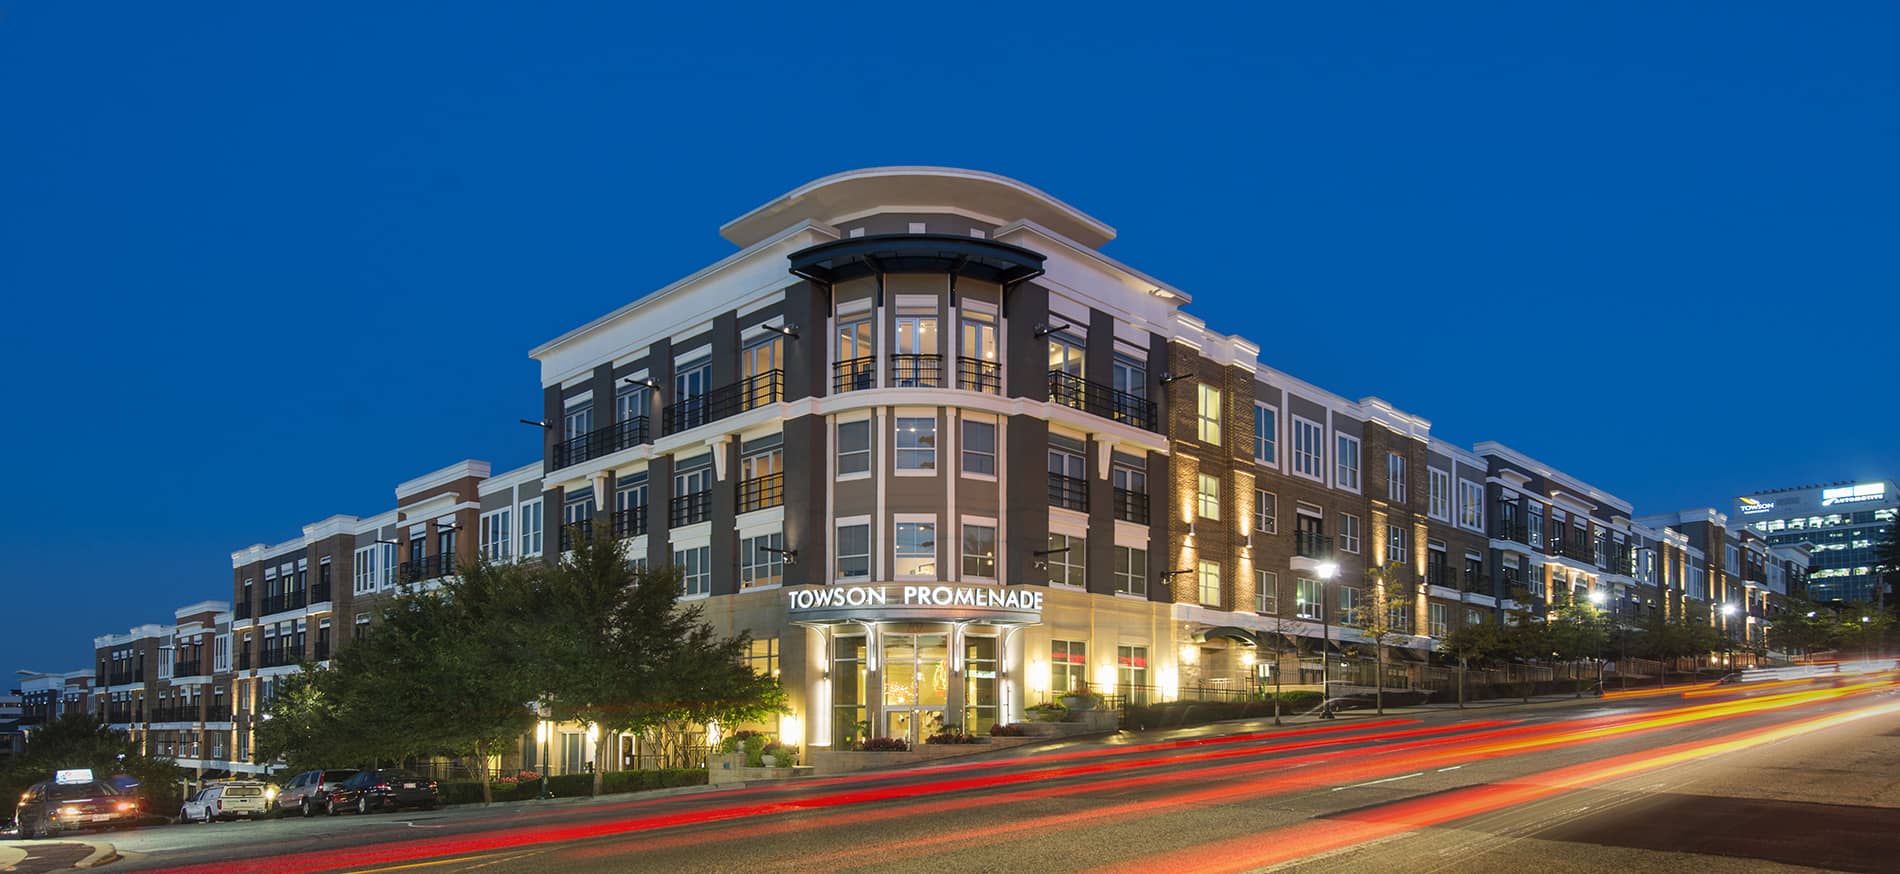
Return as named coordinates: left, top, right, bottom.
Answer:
left=15, top=669, right=93, bottom=726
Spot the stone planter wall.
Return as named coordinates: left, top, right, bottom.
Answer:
left=809, top=736, right=1040, bottom=776
left=707, top=752, right=806, bottom=785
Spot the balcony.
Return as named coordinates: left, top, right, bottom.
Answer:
left=559, top=523, right=597, bottom=553
left=106, top=708, right=134, bottom=725
left=1292, top=532, right=1335, bottom=575
left=1548, top=538, right=1593, bottom=563
left=670, top=490, right=711, bottom=527
left=738, top=473, right=784, bottom=514
left=1046, top=371, right=1156, bottom=432
left=260, top=647, right=299, bottom=668
left=957, top=357, right=1001, bottom=393
left=151, top=705, right=198, bottom=723
left=611, top=505, right=648, bottom=539
left=1112, top=488, right=1150, bottom=524
left=315, top=640, right=331, bottom=661
left=890, top=354, right=945, bottom=388
left=1491, top=518, right=1529, bottom=544
left=260, top=591, right=307, bottom=617
left=833, top=357, right=876, bottom=393
left=107, top=671, right=142, bottom=687
left=1048, top=473, right=1088, bottom=512
left=203, top=706, right=232, bottom=723
left=663, top=370, right=783, bottom=435
left=234, top=601, right=252, bottom=620
left=173, top=660, right=204, bottom=678
left=553, top=416, right=649, bottom=470
left=399, top=553, right=454, bottom=584
left=237, top=652, right=252, bottom=671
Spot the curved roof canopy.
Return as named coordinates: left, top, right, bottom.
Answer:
left=723, top=166, right=1116, bottom=250
left=789, top=233, right=1046, bottom=286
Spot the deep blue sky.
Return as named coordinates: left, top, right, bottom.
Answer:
left=3, top=4, right=1895, bottom=677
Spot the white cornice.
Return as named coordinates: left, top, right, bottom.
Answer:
left=173, top=600, right=229, bottom=620
left=1472, top=441, right=1632, bottom=514
left=478, top=461, right=545, bottom=496
left=395, top=460, right=491, bottom=500
left=723, top=166, right=1117, bottom=250
left=300, top=515, right=360, bottom=542
left=1356, top=397, right=1431, bottom=442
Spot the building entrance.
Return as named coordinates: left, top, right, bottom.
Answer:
left=881, top=633, right=948, bottom=744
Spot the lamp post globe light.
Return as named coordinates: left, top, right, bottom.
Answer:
left=1587, top=589, right=1607, bottom=693
left=1317, top=561, right=1340, bottom=719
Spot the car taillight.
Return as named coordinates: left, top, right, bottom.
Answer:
left=374, top=783, right=390, bottom=791
left=116, top=801, right=137, bottom=812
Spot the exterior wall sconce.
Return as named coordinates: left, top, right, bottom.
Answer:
left=761, top=545, right=798, bottom=565
left=1032, top=546, right=1071, bottom=571
left=762, top=323, right=799, bottom=339
left=518, top=419, right=551, bottom=429
left=1033, top=318, right=1075, bottom=339
left=624, top=376, right=661, bottom=390
left=1159, top=372, right=1195, bottom=385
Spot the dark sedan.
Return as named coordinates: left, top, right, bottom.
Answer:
left=14, top=780, right=140, bottom=839
left=324, top=769, right=438, bottom=815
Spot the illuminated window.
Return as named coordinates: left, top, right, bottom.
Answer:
left=895, top=521, right=938, bottom=577
left=895, top=417, right=936, bottom=471
left=739, top=531, right=784, bottom=589
left=1388, top=522, right=1408, bottom=562
left=1296, top=578, right=1321, bottom=619
left=962, top=523, right=997, bottom=579
left=1198, top=474, right=1221, bottom=520
left=1197, top=560, right=1221, bottom=606
left=1197, top=384, right=1223, bottom=444
left=1051, top=640, right=1087, bottom=693
left=1458, top=480, right=1485, bottom=530
left=1047, top=533, right=1085, bottom=587
left=746, top=638, right=779, bottom=678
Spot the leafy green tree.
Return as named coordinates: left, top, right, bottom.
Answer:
left=1346, top=561, right=1415, bottom=715
left=1437, top=619, right=1508, bottom=708
left=1547, top=597, right=1609, bottom=696
left=252, top=667, right=357, bottom=774
left=1831, top=604, right=1891, bottom=660
left=1765, top=597, right=1836, bottom=661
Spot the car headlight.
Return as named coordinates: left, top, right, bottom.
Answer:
left=58, top=806, right=81, bottom=817
left=265, top=786, right=278, bottom=801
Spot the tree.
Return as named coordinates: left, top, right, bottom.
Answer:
left=252, top=667, right=358, bottom=774
left=1765, top=597, right=1836, bottom=662
left=1347, top=561, right=1416, bottom=715
left=0, top=712, right=184, bottom=816
left=1437, top=620, right=1507, bottom=708
left=1831, top=604, right=1892, bottom=661
left=1546, top=595, right=1609, bottom=697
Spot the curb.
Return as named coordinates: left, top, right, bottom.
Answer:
left=74, top=842, right=119, bottom=869
left=0, top=845, right=27, bottom=871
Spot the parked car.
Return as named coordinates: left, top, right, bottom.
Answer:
left=14, top=779, right=139, bottom=839
left=275, top=769, right=359, bottom=817
left=178, top=781, right=273, bottom=823
left=325, top=769, right=438, bottom=815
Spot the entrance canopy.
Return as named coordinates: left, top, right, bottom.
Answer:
left=785, top=583, right=1044, bottom=627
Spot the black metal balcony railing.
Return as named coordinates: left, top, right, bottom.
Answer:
left=559, top=522, right=596, bottom=553
left=106, top=709, right=134, bottom=725
left=203, top=706, right=232, bottom=722
left=553, top=417, right=650, bottom=470
left=611, top=505, right=647, bottom=539
left=237, top=652, right=252, bottom=671
left=173, top=660, right=204, bottom=677
left=1048, top=473, right=1089, bottom=511
left=670, top=490, right=711, bottom=527
left=889, top=354, right=945, bottom=388
left=1112, top=488, right=1150, bottom=524
left=107, top=671, right=142, bottom=687
left=833, top=356, right=876, bottom=393
left=664, top=370, right=783, bottom=435
left=234, top=601, right=252, bottom=620
left=311, top=581, right=332, bottom=604
left=738, top=473, right=784, bottom=513
left=315, top=640, right=331, bottom=661
left=1491, top=518, right=1529, bottom=544
left=957, top=356, right=1001, bottom=393
left=1549, top=538, right=1592, bottom=562
left=260, top=591, right=306, bottom=616
left=1046, top=370, right=1157, bottom=432
left=260, top=647, right=299, bottom=668
left=151, top=705, right=198, bottom=723
left=399, top=553, right=454, bottom=584
left=1295, top=531, right=1334, bottom=560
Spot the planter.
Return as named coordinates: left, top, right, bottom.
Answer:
left=1061, top=695, right=1098, bottom=712
left=761, top=755, right=778, bottom=767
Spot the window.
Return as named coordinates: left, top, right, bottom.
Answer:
left=1117, top=645, right=1149, bottom=693
left=1197, top=560, right=1221, bottom=606
left=961, top=418, right=996, bottom=476
left=1255, top=490, right=1277, bottom=534
left=1336, top=433, right=1361, bottom=491
left=1292, top=417, right=1323, bottom=480
left=1197, top=384, right=1223, bottom=444
left=1047, top=533, right=1085, bottom=587
left=746, top=637, right=779, bottom=679
left=1296, top=578, right=1321, bottom=619
left=1114, top=546, right=1147, bottom=596
left=1112, top=356, right=1146, bottom=403
left=564, top=399, right=593, bottom=441
left=352, top=545, right=377, bottom=595
left=1428, top=468, right=1451, bottom=520
left=1337, top=586, right=1361, bottom=624
left=962, top=524, right=997, bottom=578
left=837, top=419, right=871, bottom=476
left=1197, top=473, right=1221, bottom=520
left=1388, top=523, right=1409, bottom=562
left=895, top=416, right=937, bottom=472
left=666, top=545, right=708, bottom=597
left=615, top=383, right=649, bottom=425
left=1254, top=405, right=1276, bottom=464
left=519, top=498, right=544, bottom=557
left=740, top=531, right=784, bottom=589
left=1387, top=453, right=1407, bottom=503
left=1528, top=503, right=1545, bottom=548
left=1051, top=640, right=1087, bottom=693
left=1339, top=513, right=1361, bottom=554
left=895, top=521, right=938, bottom=577
left=836, top=523, right=870, bottom=579
left=1047, top=334, right=1084, bottom=376
left=1458, top=480, right=1485, bottom=530
left=480, top=509, right=512, bottom=563
left=1256, top=570, right=1279, bottom=614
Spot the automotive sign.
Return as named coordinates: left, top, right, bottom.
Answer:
left=55, top=768, right=93, bottom=785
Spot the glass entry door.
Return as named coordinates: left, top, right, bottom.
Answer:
left=881, top=633, right=948, bottom=743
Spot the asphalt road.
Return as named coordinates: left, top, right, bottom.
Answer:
left=87, top=676, right=1900, bottom=873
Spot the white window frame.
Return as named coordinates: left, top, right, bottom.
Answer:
left=479, top=508, right=512, bottom=563
left=1253, top=404, right=1277, bottom=465
left=1256, top=569, right=1279, bottom=614
left=893, top=515, right=938, bottom=578
left=739, top=529, right=785, bottom=590
left=1428, top=468, right=1452, bottom=521
left=1197, top=473, right=1221, bottom=520
left=1197, top=559, right=1221, bottom=606
left=894, top=414, right=938, bottom=474
left=1388, top=522, right=1408, bottom=563
left=836, top=416, right=872, bottom=480
left=519, top=498, right=544, bottom=557
left=835, top=517, right=872, bottom=581
left=1339, top=513, right=1361, bottom=554
left=674, top=544, right=712, bottom=598
left=1291, top=416, right=1324, bottom=482
left=960, top=416, right=997, bottom=479
left=1046, top=531, right=1086, bottom=588
left=1336, top=432, right=1361, bottom=493
left=1296, top=578, right=1321, bottom=619
left=1114, top=545, right=1147, bottom=596
left=1254, top=489, right=1277, bottom=534
left=1387, top=452, right=1407, bottom=504
left=1458, top=480, right=1485, bottom=531
left=961, top=517, right=998, bottom=581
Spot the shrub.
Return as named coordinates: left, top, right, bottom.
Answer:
left=1060, top=689, right=1106, bottom=708
left=1026, top=702, right=1068, bottom=722
left=719, top=729, right=769, bottom=755
left=1274, top=691, right=1324, bottom=709
left=989, top=723, right=1027, bottom=737
left=546, top=773, right=595, bottom=797
left=924, top=732, right=981, bottom=745
left=857, top=736, right=909, bottom=752
left=760, top=741, right=799, bottom=766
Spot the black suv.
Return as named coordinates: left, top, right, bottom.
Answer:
left=325, top=769, right=438, bottom=815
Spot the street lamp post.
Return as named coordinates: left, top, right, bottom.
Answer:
left=536, top=718, right=552, bottom=800
left=1588, top=590, right=1607, bottom=694
left=1317, top=561, right=1340, bottom=719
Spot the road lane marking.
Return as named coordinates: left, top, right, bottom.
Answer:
left=1331, top=772, right=1424, bottom=791
left=343, top=853, right=499, bottom=873
left=1436, top=765, right=1463, bottom=772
